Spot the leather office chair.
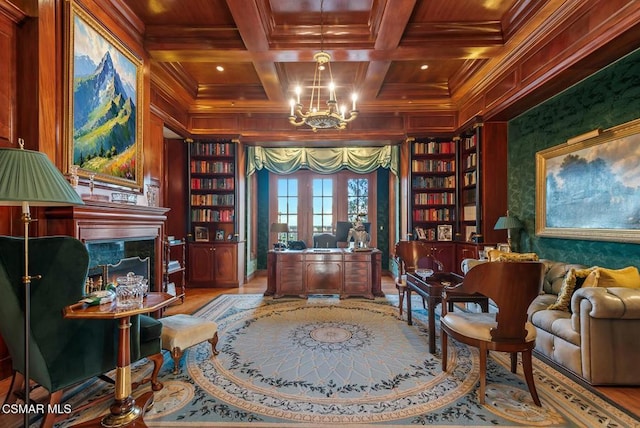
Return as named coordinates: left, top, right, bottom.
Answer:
left=0, top=236, right=164, bottom=427
left=440, top=261, right=545, bottom=406
left=313, top=233, right=338, bottom=248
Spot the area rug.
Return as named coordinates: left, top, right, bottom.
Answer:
left=55, top=294, right=639, bottom=427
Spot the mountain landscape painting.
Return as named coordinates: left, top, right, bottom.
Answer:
left=70, top=7, right=141, bottom=188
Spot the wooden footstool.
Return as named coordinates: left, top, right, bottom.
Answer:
left=159, top=314, right=219, bottom=374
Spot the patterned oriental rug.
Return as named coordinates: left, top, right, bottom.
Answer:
left=57, top=294, right=638, bottom=427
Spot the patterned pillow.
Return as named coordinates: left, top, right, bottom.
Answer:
left=547, top=267, right=596, bottom=312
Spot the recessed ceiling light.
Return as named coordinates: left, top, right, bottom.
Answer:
left=421, top=64, right=429, bottom=70
left=216, top=66, right=224, bottom=72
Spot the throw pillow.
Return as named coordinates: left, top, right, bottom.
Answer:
left=547, top=267, right=596, bottom=312
left=582, top=266, right=640, bottom=289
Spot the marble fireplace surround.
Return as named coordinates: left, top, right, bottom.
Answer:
left=45, top=200, right=169, bottom=291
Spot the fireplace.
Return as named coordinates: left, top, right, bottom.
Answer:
left=45, top=200, right=169, bottom=291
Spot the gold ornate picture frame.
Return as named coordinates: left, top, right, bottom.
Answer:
left=536, top=118, right=640, bottom=243
left=65, top=1, right=144, bottom=190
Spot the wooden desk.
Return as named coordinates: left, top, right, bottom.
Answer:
left=406, top=272, right=488, bottom=354
left=64, top=292, right=176, bottom=428
left=266, top=248, right=383, bottom=299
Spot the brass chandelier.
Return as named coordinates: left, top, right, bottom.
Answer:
left=288, top=0, right=358, bottom=131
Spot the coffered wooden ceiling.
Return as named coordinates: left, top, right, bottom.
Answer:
left=122, top=0, right=640, bottom=143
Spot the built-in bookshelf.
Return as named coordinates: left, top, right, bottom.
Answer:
left=188, top=141, right=236, bottom=236
left=410, top=138, right=457, bottom=241
left=459, top=129, right=479, bottom=242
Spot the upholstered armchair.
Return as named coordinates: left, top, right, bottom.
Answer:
left=0, top=236, right=163, bottom=428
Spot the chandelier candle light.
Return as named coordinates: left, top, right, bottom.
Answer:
left=288, top=0, right=358, bottom=131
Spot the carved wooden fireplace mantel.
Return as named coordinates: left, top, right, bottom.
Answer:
left=45, top=201, right=169, bottom=291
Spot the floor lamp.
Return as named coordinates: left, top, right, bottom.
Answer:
left=0, top=140, right=84, bottom=427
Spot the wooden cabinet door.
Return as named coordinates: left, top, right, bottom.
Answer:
left=426, top=242, right=456, bottom=273
left=188, top=243, right=215, bottom=286
left=304, top=253, right=342, bottom=294
left=213, top=243, right=238, bottom=286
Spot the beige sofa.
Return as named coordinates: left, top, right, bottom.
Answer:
left=462, top=258, right=640, bottom=385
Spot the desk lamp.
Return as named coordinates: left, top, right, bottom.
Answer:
left=494, top=211, right=523, bottom=250
left=270, top=222, right=289, bottom=250
left=0, top=140, right=83, bottom=426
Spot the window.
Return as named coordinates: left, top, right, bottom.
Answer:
left=347, top=178, right=369, bottom=222
left=312, top=178, right=333, bottom=233
left=276, top=178, right=298, bottom=241
left=270, top=170, right=376, bottom=245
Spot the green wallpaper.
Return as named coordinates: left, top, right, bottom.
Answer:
left=508, top=48, right=640, bottom=269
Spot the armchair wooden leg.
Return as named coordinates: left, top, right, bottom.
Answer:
left=209, top=331, right=220, bottom=356
left=131, top=352, right=164, bottom=391
left=397, top=286, right=405, bottom=317
left=510, top=352, right=518, bottom=373
left=40, top=390, right=63, bottom=428
left=441, top=330, right=448, bottom=371
left=478, top=344, right=487, bottom=405
left=521, top=350, right=541, bottom=406
left=3, top=371, right=22, bottom=405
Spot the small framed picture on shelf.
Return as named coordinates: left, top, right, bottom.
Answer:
left=227, top=233, right=234, bottom=241
left=414, top=227, right=427, bottom=240
left=215, top=230, right=225, bottom=241
left=437, top=224, right=453, bottom=241
left=497, top=243, right=511, bottom=253
left=194, top=226, right=209, bottom=242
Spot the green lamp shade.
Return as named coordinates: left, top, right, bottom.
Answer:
left=270, top=223, right=289, bottom=233
left=0, top=147, right=84, bottom=206
left=494, top=215, right=523, bottom=230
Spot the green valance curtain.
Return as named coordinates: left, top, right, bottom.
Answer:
left=247, top=145, right=399, bottom=176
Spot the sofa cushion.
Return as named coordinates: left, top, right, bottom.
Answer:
left=547, top=267, right=596, bottom=312
left=583, top=266, right=640, bottom=289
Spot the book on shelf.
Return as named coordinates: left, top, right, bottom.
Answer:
left=166, top=282, right=176, bottom=297
left=168, top=260, right=181, bottom=271
left=463, top=205, right=477, bottom=221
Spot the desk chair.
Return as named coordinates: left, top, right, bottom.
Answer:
left=313, top=233, right=338, bottom=248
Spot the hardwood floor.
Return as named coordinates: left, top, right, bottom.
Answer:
left=1, top=273, right=638, bottom=428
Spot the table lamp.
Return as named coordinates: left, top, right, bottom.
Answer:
left=494, top=210, right=523, bottom=250
left=0, top=140, right=84, bottom=426
left=270, top=222, right=289, bottom=250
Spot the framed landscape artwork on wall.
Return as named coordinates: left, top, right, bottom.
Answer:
left=536, top=118, right=640, bottom=243
left=65, top=1, right=143, bottom=190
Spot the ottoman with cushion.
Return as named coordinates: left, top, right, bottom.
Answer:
left=159, top=314, right=219, bottom=374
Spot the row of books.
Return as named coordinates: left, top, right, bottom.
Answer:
left=413, top=140, right=456, bottom=154
left=463, top=152, right=477, bottom=169
left=463, top=171, right=477, bottom=186
left=413, top=192, right=455, bottom=205
left=412, top=208, right=454, bottom=222
left=190, top=160, right=234, bottom=174
left=462, top=134, right=477, bottom=151
left=411, top=159, right=456, bottom=173
left=190, top=142, right=234, bottom=156
left=190, top=177, right=234, bottom=190
left=191, top=208, right=234, bottom=222
left=191, top=194, right=234, bottom=206
left=412, top=175, right=455, bottom=189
